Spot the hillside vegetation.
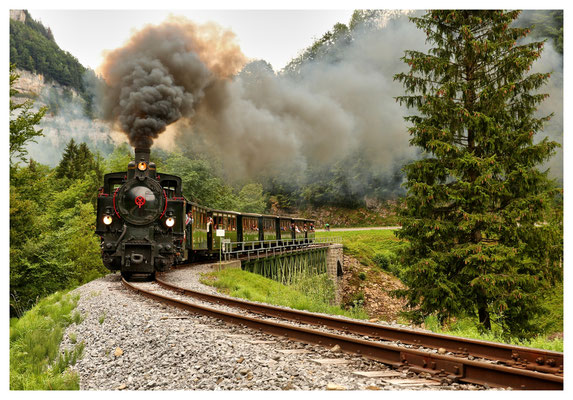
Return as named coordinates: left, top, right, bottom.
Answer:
left=10, top=11, right=86, bottom=93
left=10, top=11, right=96, bottom=116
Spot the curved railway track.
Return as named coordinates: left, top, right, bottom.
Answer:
left=121, top=272, right=563, bottom=390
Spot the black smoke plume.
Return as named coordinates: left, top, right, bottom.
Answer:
left=100, top=16, right=246, bottom=149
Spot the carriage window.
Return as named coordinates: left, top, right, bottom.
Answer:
left=244, top=217, right=258, bottom=231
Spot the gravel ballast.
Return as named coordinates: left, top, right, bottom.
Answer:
left=60, top=270, right=488, bottom=391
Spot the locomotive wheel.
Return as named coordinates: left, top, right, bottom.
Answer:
left=122, top=271, right=155, bottom=282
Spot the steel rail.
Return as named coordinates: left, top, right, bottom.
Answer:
left=154, top=275, right=563, bottom=376
left=122, top=278, right=563, bottom=390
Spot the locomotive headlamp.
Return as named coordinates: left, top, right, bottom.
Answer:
left=137, top=161, right=147, bottom=171
left=165, top=217, right=176, bottom=228
left=103, top=215, right=113, bottom=225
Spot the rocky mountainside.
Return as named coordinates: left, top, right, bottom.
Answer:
left=10, top=10, right=116, bottom=166
left=12, top=68, right=116, bottom=166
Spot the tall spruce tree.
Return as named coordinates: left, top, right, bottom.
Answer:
left=393, top=10, right=561, bottom=336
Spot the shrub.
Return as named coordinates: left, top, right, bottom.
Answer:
left=373, top=252, right=391, bottom=271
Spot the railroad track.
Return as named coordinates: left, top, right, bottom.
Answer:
left=121, top=274, right=563, bottom=390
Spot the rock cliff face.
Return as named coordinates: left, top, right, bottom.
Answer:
left=13, top=69, right=81, bottom=100
left=12, top=68, right=117, bottom=166
left=10, top=10, right=26, bottom=23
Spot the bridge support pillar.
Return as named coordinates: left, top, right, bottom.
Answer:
left=326, top=244, right=344, bottom=304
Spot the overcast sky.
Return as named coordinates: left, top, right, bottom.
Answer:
left=27, top=9, right=355, bottom=72
left=21, top=0, right=568, bottom=72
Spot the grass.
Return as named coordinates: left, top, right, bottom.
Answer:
left=201, top=268, right=368, bottom=319
left=423, top=314, right=563, bottom=352
left=10, top=290, right=84, bottom=390
left=316, top=229, right=405, bottom=267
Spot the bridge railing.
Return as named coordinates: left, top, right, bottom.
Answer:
left=219, top=237, right=341, bottom=261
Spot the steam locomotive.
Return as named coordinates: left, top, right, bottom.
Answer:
left=95, top=148, right=315, bottom=278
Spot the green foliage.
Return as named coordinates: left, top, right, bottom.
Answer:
left=10, top=291, right=83, bottom=390
left=10, top=64, right=47, bottom=165
left=393, top=10, right=562, bottom=337
left=202, top=268, right=368, bottom=319
left=10, top=14, right=88, bottom=96
left=10, top=140, right=107, bottom=315
left=274, top=10, right=562, bottom=211
left=56, top=139, right=102, bottom=182
left=423, top=313, right=562, bottom=352
left=346, top=291, right=365, bottom=310
left=284, top=21, right=352, bottom=74
left=237, top=183, right=266, bottom=213
left=162, top=152, right=240, bottom=210
left=319, top=228, right=561, bottom=343
left=373, top=252, right=391, bottom=270
left=298, top=156, right=404, bottom=209
left=349, top=10, right=386, bottom=31
left=103, top=143, right=133, bottom=173
left=317, top=229, right=406, bottom=267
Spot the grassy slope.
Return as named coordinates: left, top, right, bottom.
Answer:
left=10, top=291, right=84, bottom=390
left=201, top=268, right=368, bottom=319
left=316, top=229, right=405, bottom=265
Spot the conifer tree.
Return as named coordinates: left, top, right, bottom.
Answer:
left=55, top=138, right=78, bottom=179
left=393, top=10, right=561, bottom=336
left=55, top=139, right=101, bottom=182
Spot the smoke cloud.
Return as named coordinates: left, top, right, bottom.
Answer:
left=99, top=11, right=562, bottom=184
left=188, top=12, right=427, bottom=178
left=531, top=42, right=563, bottom=182
left=100, top=16, right=246, bottom=149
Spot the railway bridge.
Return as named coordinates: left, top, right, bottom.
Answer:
left=214, top=238, right=344, bottom=302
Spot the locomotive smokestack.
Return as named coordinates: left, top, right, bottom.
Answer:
left=134, top=147, right=151, bottom=164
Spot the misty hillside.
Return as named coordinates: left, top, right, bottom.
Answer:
left=10, top=10, right=115, bottom=166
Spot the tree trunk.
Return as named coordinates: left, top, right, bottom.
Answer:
left=478, top=304, right=491, bottom=330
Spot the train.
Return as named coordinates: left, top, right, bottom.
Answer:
left=95, top=148, right=315, bottom=278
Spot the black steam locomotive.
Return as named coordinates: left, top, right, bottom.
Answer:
left=95, top=148, right=315, bottom=278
